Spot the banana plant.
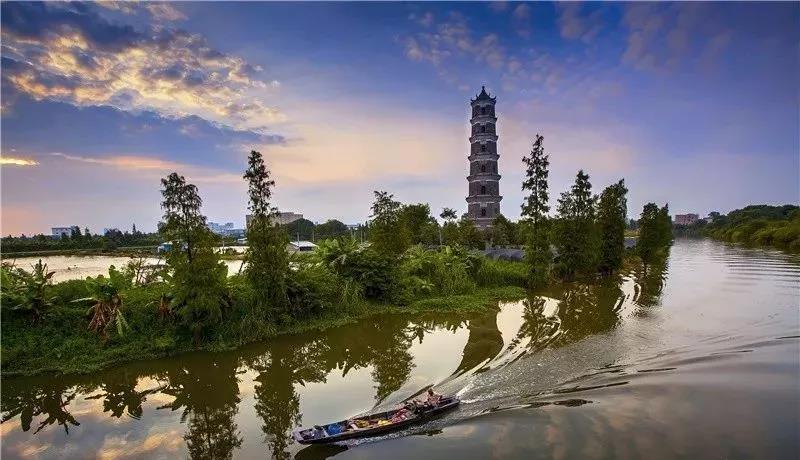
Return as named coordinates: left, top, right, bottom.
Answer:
left=74, top=265, right=132, bottom=342
left=1, top=260, right=57, bottom=321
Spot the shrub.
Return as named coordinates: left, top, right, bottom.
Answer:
left=399, top=245, right=475, bottom=296
left=475, top=258, right=528, bottom=288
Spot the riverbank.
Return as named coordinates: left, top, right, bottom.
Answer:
left=1, top=283, right=525, bottom=377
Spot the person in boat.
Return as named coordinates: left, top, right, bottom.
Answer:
left=312, top=425, right=328, bottom=439
left=425, top=388, right=441, bottom=407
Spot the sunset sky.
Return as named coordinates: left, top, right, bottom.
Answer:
left=1, top=1, right=798, bottom=235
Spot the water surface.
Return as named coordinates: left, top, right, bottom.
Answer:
left=2, top=239, right=798, bottom=459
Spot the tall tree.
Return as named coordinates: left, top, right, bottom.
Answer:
left=657, top=204, right=673, bottom=247
left=369, top=191, right=410, bottom=256
left=636, top=202, right=661, bottom=266
left=160, top=172, right=228, bottom=346
left=521, top=135, right=551, bottom=288
left=490, top=215, right=517, bottom=246
left=553, top=170, right=598, bottom=280
left=457, top=217, right=484, bottom=249
left=440, top=208, right=459, bottom=246
left=400, top=203, right=438, bottom=245
left=596, top=179, right=629, bottom=275
left=243, top=150, right=289, bottom=316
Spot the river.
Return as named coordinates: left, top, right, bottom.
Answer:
left=1, top=238, right=798, bottom=459
left=2, top=253, right=246, bottom=282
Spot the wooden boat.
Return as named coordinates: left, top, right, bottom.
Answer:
left=292, top=396, right=461, bottom=444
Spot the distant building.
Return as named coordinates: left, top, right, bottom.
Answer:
left=286, top=240, right=317, bottom=253
left=51, top=226, right=77, bottom=239
left=674, top=213, right=700, bottom=225
left=466, top=86, right=502, bottom=229
left=246, top=212, right=303, bottom=227
left=209, top=222, right=234, bottom=234
left=208, top=221, right=245, bottom=237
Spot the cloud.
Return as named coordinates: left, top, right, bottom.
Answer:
left=512, top=3, right=533, bottom=38
left=1, top=2, right=283, bottom=133
left=50, top=152, right=182, bottom=170
left=620, top=3, right=735, bottom=72
left=513, top=4, right=531, bottom=21
left=48, top=152, right=241, bottom=184
left=402, top=11, right=508, bottom=86
left=0, top=156, right=39, bottom=166
left=143, top=3, right=186, bottom=22
left=557, top=3, right=604, bottom=43
left=409, top=11, right=434, bottom=28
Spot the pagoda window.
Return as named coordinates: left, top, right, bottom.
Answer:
left=481, top=125, right=486, bottom=133
left=481, top=208, right=487, bottom=217
left=480, top=185, right=486, bottom=194
left=481, top=145, right=487, bottom=152
left=481, top=164, right=486, bottom=173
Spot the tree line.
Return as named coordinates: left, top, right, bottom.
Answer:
left=2, top=227, right=161, bottom=253
left=519, top=134, right=672, bottom=288
left=677, top=205, right=800, bottom=251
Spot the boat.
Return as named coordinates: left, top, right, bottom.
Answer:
left=292, top=395, right=461, bottom=444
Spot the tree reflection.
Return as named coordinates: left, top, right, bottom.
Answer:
left=515, top=274, right=628, bottom=352
left=156, top=353, right=244, bottom=460
left=248, top=337, right=328, bottom=460
left=633, top=252, right=669, bottom=308
left=85, top=369, right=162, bottom=419
left=1, top=383, right=80, bottom=434
left=366, top=317, right=415, bottom=403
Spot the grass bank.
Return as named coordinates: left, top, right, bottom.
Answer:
left=1, top=279, right=524, bottom=377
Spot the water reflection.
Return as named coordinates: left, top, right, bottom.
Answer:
left=4, top=240, right=794, bottom=460
left=85, top=369, right=162, bottom=419
left=1, top=383, right=80, bottom=434
left=0, top=267, right=651, bottom=459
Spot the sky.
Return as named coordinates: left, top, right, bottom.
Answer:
left=1, top=1, right=798, bottom=235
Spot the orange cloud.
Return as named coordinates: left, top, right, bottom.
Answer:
left=1, top=156, right=39, bottom=166
left=2, top=3, right=283, bottom=133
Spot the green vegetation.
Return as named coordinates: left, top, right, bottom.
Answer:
left=159, top=173, right=231, bottom=347
left=552, top=170, right=600, bottom=280
left=695, top=205, right=800, bottom=252
left=2, top=133, right=666, bottom=376
left=597, top=180, right=628, bottom=275
left=0, top=263, right=524, bottom=376
left=2, top=227, right=162, bottom=254
left=520, top=134, right=551, bottom=288
left=636, top=202, right=673, bottom=265
left=1, top=260, right=57, bottom=320
left=243, top=150, right=290, bottom=318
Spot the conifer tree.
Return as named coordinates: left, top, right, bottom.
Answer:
left=520, top=134, right=551, bottom=288
left=657, top=204, right=673, bottom=246
left=597, top=179, right=628, bottom=275
left=160, top=172, right=228, bottom=346
left=636, top=202, right=661, bottom=266
left=244, top=150, right=289, bottom=316
left=553, top=170, right=598, bottom=280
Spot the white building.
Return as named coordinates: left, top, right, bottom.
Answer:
left=51, top=226, right=76, bottom=239
left=286, top=240, right=317, bottom=253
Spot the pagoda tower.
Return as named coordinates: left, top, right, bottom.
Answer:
left=466, top=86, right=502, bottom=228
